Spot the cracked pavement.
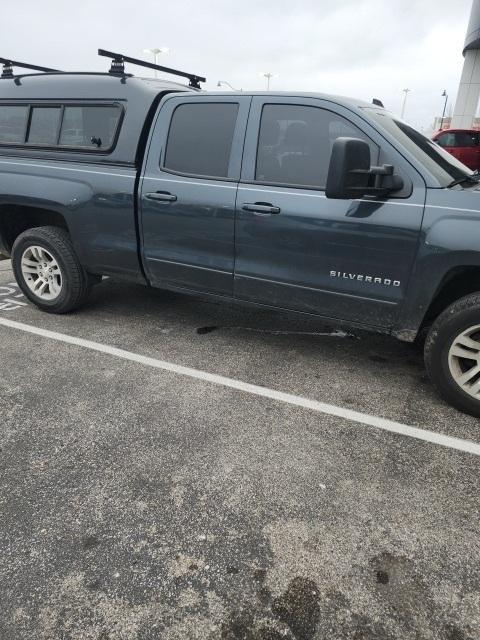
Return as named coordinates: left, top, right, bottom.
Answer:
left=0, top=261, right=479, bottom=640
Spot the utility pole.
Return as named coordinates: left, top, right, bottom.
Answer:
left=261, top=72, right=275, bottom=90
left=143, top=47, right=169, bottom=78
left=401, top=88, right=411, bottom=119
left=440, top=89, right=448, bottom=130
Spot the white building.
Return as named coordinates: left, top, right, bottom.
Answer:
left=452, top=0, right=480, bottom=128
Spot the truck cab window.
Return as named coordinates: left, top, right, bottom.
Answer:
left=0, top=106, right=28, bottom=143
left=163, top=102, right=239, bottom=178
left=27, top=107, right=62, bottom=145
left=255, top=104, right=377, bottom=188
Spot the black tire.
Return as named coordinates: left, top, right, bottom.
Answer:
left=12, top=226, right=91, bottom=313
left=425, top=293, right=480, bottom=417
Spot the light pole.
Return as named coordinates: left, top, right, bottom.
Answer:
left=401, top=88, right=411, bottom=119
left=259, top=72, right=277, bottom=90
left=143, top=47, right=169, bottom=77
left=217, top=80, right=241, bottom=91
left=440, top=89, right=448, bottom=131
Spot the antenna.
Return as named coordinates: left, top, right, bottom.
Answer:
left=98, top=49, right=206, bottom=89
left=372, top=98, right=385, bottom=108
left=0, top=57, right=60, bottom=78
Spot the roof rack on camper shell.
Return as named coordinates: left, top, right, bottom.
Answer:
left=0, top=57, right=60, bottom=78
left=97, top=49, right=206, bottom=89
left=0, top=49, right=206, bottom=89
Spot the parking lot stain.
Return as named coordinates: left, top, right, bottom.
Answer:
left=86, top=579, right=101, bottom=591
left=253, top=569, right=268, bottom=582
left=255, top=630, right=285, bottom=640
left=82, top=535, right=100, bottom=550
left=221, top=611, right=286, bottom=640
left=197, top=325, right=218, bottom=334
left=376, top=569, right=390, bottom=585
left=446, top=625, right=470, bottom=640
left=271, top=577, right=320, bottom=640
left=197, top=325, right=358, bottom=339
left=226, top=565, right=240, bottom=575
left=317, top=590, right=394, bottom=640
left=194, top=323, right=362, bottom=341
left=220, top=576, right=321, bottom=639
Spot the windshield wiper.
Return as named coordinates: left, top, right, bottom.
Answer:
left=447, top=173, right=480, bottom=188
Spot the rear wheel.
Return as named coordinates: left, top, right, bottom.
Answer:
left=12, top=226, right=91, bottom=313
left=425, top=293, right=480, bottom=417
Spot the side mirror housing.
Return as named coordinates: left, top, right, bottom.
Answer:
left=326, top=137, right=404, bottom=199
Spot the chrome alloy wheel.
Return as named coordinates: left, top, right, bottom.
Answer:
left=448, top=324, right=480, bottom=398
left=20, top=245, right=62, bottom=301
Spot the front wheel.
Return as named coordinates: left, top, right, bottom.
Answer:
left=12, top=226, right=91, bottom=313
left=425, top=293, right=480, bottom=417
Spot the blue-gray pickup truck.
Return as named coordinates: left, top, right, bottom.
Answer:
left=1, top=50, right=480, bottom=416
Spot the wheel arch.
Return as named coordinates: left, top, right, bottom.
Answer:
left=420, top=265, right=480, bottom=332
left=0, top=205, right=69, bottom=255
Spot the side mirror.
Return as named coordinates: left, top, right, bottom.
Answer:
left=325, top=137, right=403, bottom=199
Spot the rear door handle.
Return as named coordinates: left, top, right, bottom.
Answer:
left=242, top=202, right=281, bottom=214
left=145, top=191, right=177, bottom=202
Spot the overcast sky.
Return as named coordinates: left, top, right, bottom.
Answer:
left=3, top=0, right=473, bottom=131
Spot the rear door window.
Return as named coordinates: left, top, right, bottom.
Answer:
left=27, top=107, right=62, bottom=145
left=0, top=106, right=28, bottom=143
left=163, top=102, right=239, bottom=178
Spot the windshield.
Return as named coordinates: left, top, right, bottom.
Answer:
left=362, top=109, right=473, bottom=187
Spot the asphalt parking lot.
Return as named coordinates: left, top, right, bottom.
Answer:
left=0, top=258, right=479, bottom=640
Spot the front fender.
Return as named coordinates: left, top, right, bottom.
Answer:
left=394, top=191, right=480, bottom=338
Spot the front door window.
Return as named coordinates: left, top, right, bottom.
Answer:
left=255, top=104, right=378, bottom=189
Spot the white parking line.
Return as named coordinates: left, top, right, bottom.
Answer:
left=0, top=282, right=26, bottom=312
left=1, top=316, right=480, bottom=457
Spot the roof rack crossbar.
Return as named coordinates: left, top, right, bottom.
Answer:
left=0, top=57, right=61, bottom=78
left=98, top=49, right=206, bottom=89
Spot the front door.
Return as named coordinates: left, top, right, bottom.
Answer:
left=234, top=97, right=425, bottom=328
left=140, top=95, right=250, bottom=296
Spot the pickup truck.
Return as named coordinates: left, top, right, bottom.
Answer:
left=1, top=51, right=480, bottom=417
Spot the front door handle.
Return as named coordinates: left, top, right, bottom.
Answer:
left=242, top=202, right=281, bottom=215
left=145, top=191, right=177, bottom=202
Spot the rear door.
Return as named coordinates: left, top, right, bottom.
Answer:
left=140, top=95, right=250, bottom=296
left=234, top=97, right=425, bottom=327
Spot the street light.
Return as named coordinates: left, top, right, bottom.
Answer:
left=217, top=80, right=241, bottom=91
left=259, top=72, right=277, bottom=90
left=400, top=88, right=411, bottom=119
left=143, top=47, right=169, bottom=77
left=440, top=89, right=448, bottom=131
